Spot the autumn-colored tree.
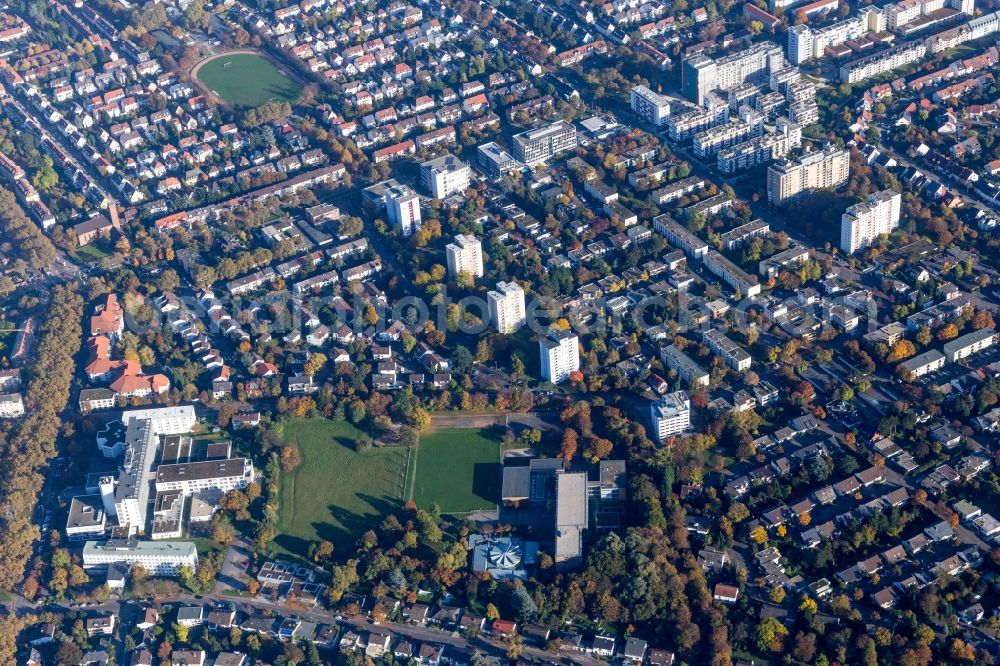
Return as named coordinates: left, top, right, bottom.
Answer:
left=887, top=339, right=917, bottom=363
left=972, top=309, right=995, bottom=330
left=560, top=428, right=579, bottom=464
left=936, top=323, right=959, bottom=341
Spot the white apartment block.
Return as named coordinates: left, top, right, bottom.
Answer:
left=884, top=0, right=955, bottom=32
left=703, top=328, right=753, bottom=372
left=943, top=328, right=997, bottom=362
left=650, top=391, right=691, bottom=441
left=683, top=42, right=784, bottom=104
left=693, top=115, right=764, bottom=157
left=539, top=329, right=580, bottom=384
left=788, top=17, right=866, bottom=64
left=839, top=41, right=927, bottom=83
left=718, top=118, right=801, bottom=175
left=487, top=281, right=526, bottom=334
left=83, top=539, right=198, bottom=576
left=652, top=214, right=709, bottom=259
left=840, top=189, right=902, bottom=253
left=666, top=104, right=729, bottom=142
left=155, top=458, right=254, bottom=496
left=511, top=121, right=577, bottom=166
left=661, top=345, right=711, bottom=387
left=704, top=250, right=762, bottom=298
left=446, top=234, right=485, bottom=279
left=631, top=85, right=672, bottom=126
left=927, top=10, right=1000, bottom=54
left=420, top=154, right=471, bottom=199
left=385, top=185, right=422, bottom=237
left=767, top=146, right=850, bottom=203
left=898, top=349, right=946, bottom=377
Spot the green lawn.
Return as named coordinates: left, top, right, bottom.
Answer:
left=410, top=428, right=502, bottom=514
left=276, top=418, right=408, bottom=556
left=196, top=52, right=302, bottom=107
left=71, top=241, right=112, bottom=264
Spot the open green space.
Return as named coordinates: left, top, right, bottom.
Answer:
left=409, top=428, right=502, bottom=514
left=196, top=52, right=302, bottom=107
left=71, top=241, right=112, bottom=264
left=276, top=418, right=407, bottom=557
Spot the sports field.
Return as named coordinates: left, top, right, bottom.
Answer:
left=275, top=418, right=408, bottom=556
left=409, top=428, right=502, bottom=514
left=195, top=52, right=302, bottom=107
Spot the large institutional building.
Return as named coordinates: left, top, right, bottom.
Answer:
left=650, top=391, right=691, bottom=441
left=539, top=329, right=580, bottom=384
left=487, top=281, right=527, bottom=334
left=767, top=146, right=850, bottom=203
left=511, top=121, right=577, bottom=166
left=445, top=234, right=484, bottom=279
left=420, top=154, right=471, bottom=199
left=83, top=539, right=198, bottom=576
left=840, top=190, right=902, bottom=253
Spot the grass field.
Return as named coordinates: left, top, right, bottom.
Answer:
left=409, top=428, right=502, bottom=514
left=196, top=52, right=302, bottom=107
left=276, top=418, right=408, bottom=556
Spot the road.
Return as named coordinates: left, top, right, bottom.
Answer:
left=9, top=586, right=599, bottom=665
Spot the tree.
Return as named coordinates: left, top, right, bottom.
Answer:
left=756, top=617, right=788, bottom=652
left=560, top=428, right=578, bottom=464
left=936, top=323, right=959, bottom=341
left=972, top=310, right=995, bottom=330
left=509, top=583, right=539, bottom=621
left=887, top=339, right=916, bottom=363
left=769, top=586, right=786, bottom=603
left=791, top=632, right=816, bottom=662
left=750, top=525, right=769, bottom=545
left=303, top=353, right=327, bottom=377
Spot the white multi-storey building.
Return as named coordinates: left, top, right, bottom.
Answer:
left=478, top=142, right=518, bottom=179
left=704, top=251, right=762, bottom=298
left=767, top=146, right=850, bottom=203
left=693, top=114, right=764, bottom=157
left=666, top=104, right=729, bottom=142
left=718, top=118, right=801, bottom=174
left=511, top=121, right=577, bottom=166
left=446, top=234, right=485, bottom=279
left=385, top=185, right=422, bottom=237
left=97, top=405, right=198, bottom=533
left=840, top=189, right=902, bottom=253
left=420, top=154, right=471, bottom=199
left=943, top=328, right=996, bottom=362
left=788, top=17, right=868, bottom=64
left=155, top=458, right=254, bottom=496
left=703, top=328, right=753, bottom=371
left=631, top=85, right=672, bottom=126
left=539, top=329, right=580, bottom=384
left=487, top=281, right=526, bottom=334
left=83, top=539, right=198, bottom=576
left=683, top=42, right=784, bottom=104
left=839, top=42, right=927, bottom=83
left=650, top=391, right=691, bottom=440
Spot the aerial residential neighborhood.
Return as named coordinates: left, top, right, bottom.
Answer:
left=3, top=0, right=1000, bottom=664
